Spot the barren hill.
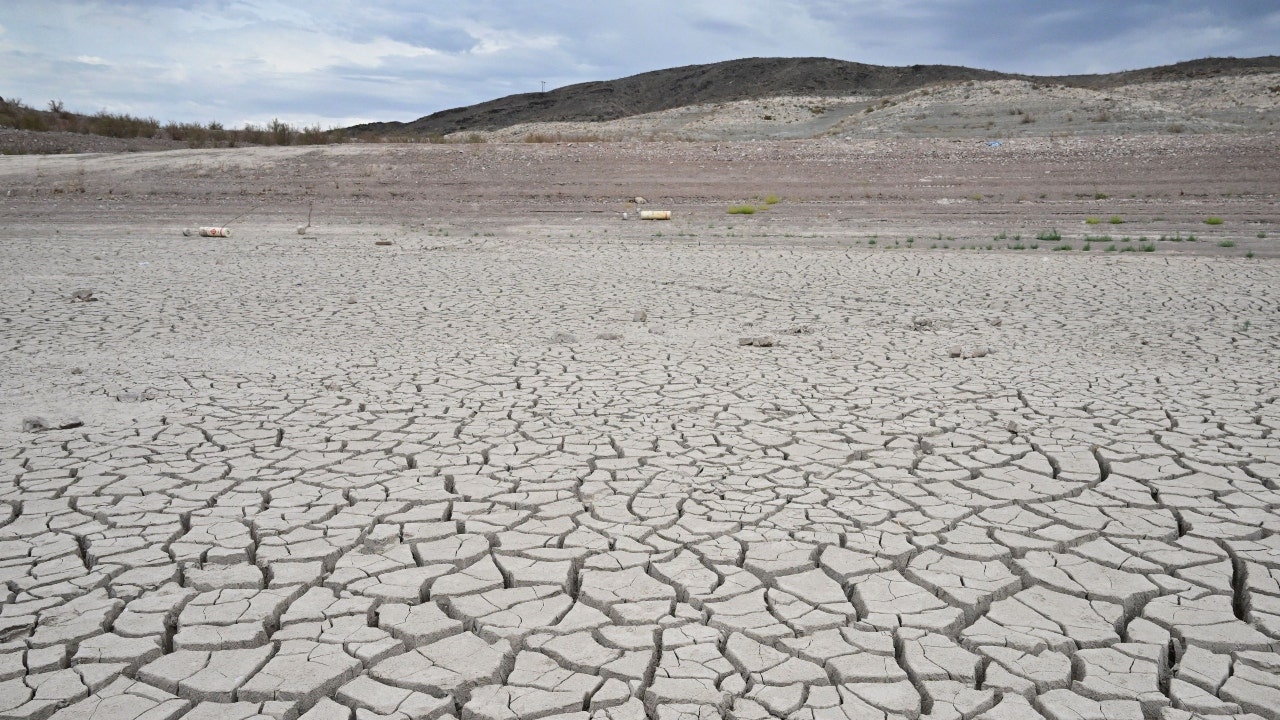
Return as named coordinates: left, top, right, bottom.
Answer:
left=348, top=56, right=1280, bottom=141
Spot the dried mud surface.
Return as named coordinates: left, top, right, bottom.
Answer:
left=0, top=135, right=1278, bottom=720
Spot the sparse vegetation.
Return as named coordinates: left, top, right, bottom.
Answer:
left=1036, top=229, right=1061, bottom=242
left=1086, top=217, right=1102, bottom=225
left=1109, top=215, right=1124, bottom=225
left=521, top=132, right=608, bottom=143
left=1259, top=232, right=1268, bottom=239
left=727, top=205, right=757, bottom=215
left=1205, top=216, right=1224, bottom=225
left=1053, top=244, right=1073, bottom=251
left=1140, top=242, right=1156, bottom=252
left=0, top=96, right=344, bottom=148
left=1218, top=240, right=1236, bottom=247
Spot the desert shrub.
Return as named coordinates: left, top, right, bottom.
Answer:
left=1036, top=229, right=1061, bottom=242
left=88, top=110, right=159, bottom=138
left=727, top=205, right=756, bottom=215
left=266, top=118, right=293, bottom=146
left=1109, top=215, right=1124, bottom=224
left=1205, top=216, right=1224, bottom=225
left=297, top=124, right=337, bottom=145
left=1218, top=240, right=1236, bottom=247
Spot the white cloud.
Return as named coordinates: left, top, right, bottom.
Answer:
left=1, top=0, right=1275, bottom=128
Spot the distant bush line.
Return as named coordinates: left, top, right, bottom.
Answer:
left=0, top=97, right=344, bottom=147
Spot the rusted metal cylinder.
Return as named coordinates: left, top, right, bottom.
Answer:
left=198, top=227, right=232, bottom=237
left=639, top=210, right=671, bottom=220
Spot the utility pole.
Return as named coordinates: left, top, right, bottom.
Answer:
left=541, top=81, right=546, bottom=93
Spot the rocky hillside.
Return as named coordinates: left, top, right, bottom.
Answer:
left=348, top=56, right=1280, bottom=138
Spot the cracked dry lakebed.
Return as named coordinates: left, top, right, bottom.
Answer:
left=0, top=137, right=1279, bottom=720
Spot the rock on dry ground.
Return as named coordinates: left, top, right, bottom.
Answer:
left=0, top=137, right=1277, bottom=719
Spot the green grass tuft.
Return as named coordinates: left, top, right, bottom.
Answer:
left=1204, top=216, right=1224, bottom=225
left=727, top=205, right=756, bottom=215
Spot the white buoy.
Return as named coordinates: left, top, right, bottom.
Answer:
left=639, top=210, right=671, bottom=220
left=198, top=227, right=232, bottom=237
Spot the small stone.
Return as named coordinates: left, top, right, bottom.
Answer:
left=550, top=332, right=577, bottom=344
left=596, top=333, right=623, bottom=340
left=634, top=196, right=647, bottom=204
left=22, top=415, right=83, bottom=432
left=374, top=240, right=392, bottom=246
left=296, top=225, right=309, bottom=235
left=947, top=345, right=963, bottom=358
left=633, top=309, right=648, bottom=322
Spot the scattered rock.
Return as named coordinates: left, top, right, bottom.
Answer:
left=597, top=333, right=623, bottom=340
left=550, top=332, right=577, bottom=344
left=634, top=196, right=648, bottom=204
left=912, top=317, right=935, bottom=331
left=989, top=317, right=1003, bottom=327
left=738, top=336, right=777, bottom=347
left=296, top=225, right=309, bottom=235
left=965, top=346, right=990, bottom=359
left=633, top=309, right=648, bottom=322
left=22, top=416, right=83, bottom=432
left=70, top=289, right=97, bottom=302
left=947, top=345, right=963, bottom=358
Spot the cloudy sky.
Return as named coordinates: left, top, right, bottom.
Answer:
left=2, top=1, right=1276, bottom=128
